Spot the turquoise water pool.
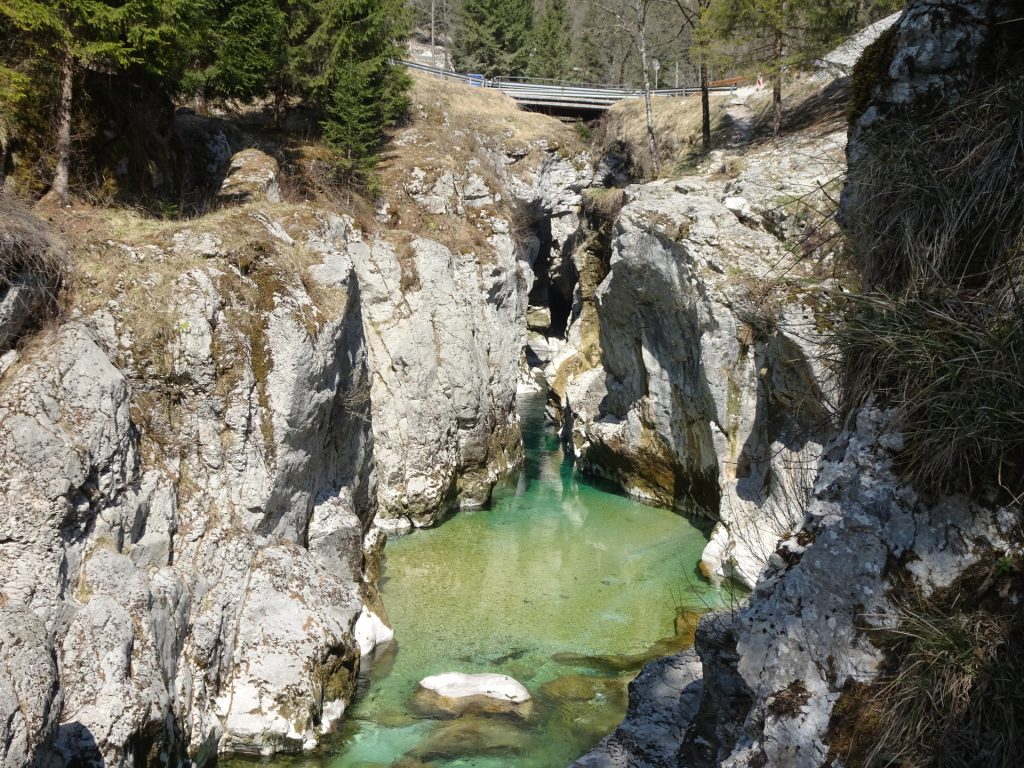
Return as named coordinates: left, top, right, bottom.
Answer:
left=275, top=391, right=726, bottom=767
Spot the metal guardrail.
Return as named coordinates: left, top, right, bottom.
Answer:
left=397, top=59, right=738, bottom=111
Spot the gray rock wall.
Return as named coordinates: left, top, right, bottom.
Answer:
left=548, top=161, right=835, bottom=588
left=571, top=3, right=1023, bottom=766
left=353, top=231, right=526, bottom=529
left=0, top=210, right=381, bottom=766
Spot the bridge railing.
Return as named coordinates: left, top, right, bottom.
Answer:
left=396, top=59, right=738, bottom=108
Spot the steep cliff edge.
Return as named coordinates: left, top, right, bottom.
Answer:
left=0, top=72, right=589, bottom=766
left=572, top=2, right=1024, bottom=766
left=543, top=127, right=841, bottom=587
left=1, top=201, right=380, bottom=766
left=362, top=72, right=590, bottom=530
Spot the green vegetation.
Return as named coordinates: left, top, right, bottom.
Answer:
left=452, top=0, right=533, bottom=77
left=702, top=0, right=901, bottom=135
left=528, top=0, right=573, bottom=80
left=0, top=0, right=194, bottom=200
left=0, top=0, right=410, bottom=201
left=183, top=0, right=287, bottom=104
left=296, top=0, right=411, bottom=186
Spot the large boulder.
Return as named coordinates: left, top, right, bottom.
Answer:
left=412, top=673, right=534, bottom=719
left=570, top=651, right=704, bottom=768
left=218, top=148, right=282, bottom=205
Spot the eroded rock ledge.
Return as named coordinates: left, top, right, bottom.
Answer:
left=574, top=408, right=1019, bottom=767
left=572, top=3, right=1023, bottom=765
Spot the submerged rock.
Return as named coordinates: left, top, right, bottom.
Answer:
left=412, top=673, right=533, bottom=719
left=410, top=717, right=530, bottom=760
left=540, top=674, right=630, bottom=706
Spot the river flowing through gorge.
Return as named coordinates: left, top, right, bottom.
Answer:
left=255, top=391, right=732, bottom=767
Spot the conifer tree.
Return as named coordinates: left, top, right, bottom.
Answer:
left=0, top=0, right=193, bottom=200
left=453, top=0, right=533, bottom=78
left=528, top=0, right=573, bottom=80
left=703, top=0, right=861, bottom=136
left=183, top=0, right=287, bottom=103
left=295, top=0, right=411, bottom=184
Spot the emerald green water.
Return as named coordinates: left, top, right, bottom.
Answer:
left=295, top=392, right=725, bottom=767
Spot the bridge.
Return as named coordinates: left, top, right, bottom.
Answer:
left=399, top=59, right=739, bottom=117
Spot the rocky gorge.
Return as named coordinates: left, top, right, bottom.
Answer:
left=2, top=1, right=1021, bottom=766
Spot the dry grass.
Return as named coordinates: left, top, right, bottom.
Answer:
left=0, top=194, right=66, bottom=306
left=843, top=78, right=1024, bottom=297
left=67, top=200, right=351, bottom=461
left=376, top=72, right=580, bottom=260
left=595, top=91, right=734, bottom=179
left=403, top=71, right=580, bottom=156
left=830, top=564, right=1024, bottom=768
left=594, top=75, right=839, bottom=180
left=834, top=74, right=1024, bottom=498
left=831, top=294, right=1024, bottom=497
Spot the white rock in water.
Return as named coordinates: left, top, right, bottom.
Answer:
left=354, top=607, right=394, bottom=657
left=419, top=673, right=531, bottom=704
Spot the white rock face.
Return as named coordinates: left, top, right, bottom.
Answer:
left=0, top=211, right=380, bottom=766
left=350, top=232, right=526, bottom=528
left=0, top=607, right=61, bottom=768
left=354, top=606, right=395, bottom=657
left=551, top=172, right=833, bottom=588
left=357, top=143, right=589, bottom=529
left=818, top=11, right=902, bottom=74
left=574, top=409, right=1020, bottom=768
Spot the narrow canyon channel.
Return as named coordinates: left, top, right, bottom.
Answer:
left=250, top=391, right=732, bottom=767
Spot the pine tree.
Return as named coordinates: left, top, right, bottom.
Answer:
left=183, top=0, right=287, bottom=103
left=494, top=0, right=533, bottom=75
left=453, top=0, right=533, bottom=78
left=452, top=0, right=501, bottom=75
left=528, top=0, right=573, bottom=80
left=0, top=0, right=194, bottom=200
left=294, top=0, right=411, bottom=184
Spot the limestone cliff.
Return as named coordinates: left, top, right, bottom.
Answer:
left=572, top=2, right=1024, bottom=766
left=0, top=69, right=589, bottom=766
left=366, top=72, right=590, bottom=529
left=0, top=202, right=381, bottom=766
left=543, top=131, right=841, bottom=588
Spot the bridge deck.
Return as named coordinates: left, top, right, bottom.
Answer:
left=399, top=60, right=734, bottom=114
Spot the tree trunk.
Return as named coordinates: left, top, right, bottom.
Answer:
left=700, top=59, right=711, bottom=152
left=53, top=47, right=74, bottom=202
left=430, top=0, right=436, bottom=66
left=772, top=27, right=783, bottom=137
left=635, top=1, right=659, bottom=177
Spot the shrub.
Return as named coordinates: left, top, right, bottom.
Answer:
left=0, top=194, right=66, bottom=311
